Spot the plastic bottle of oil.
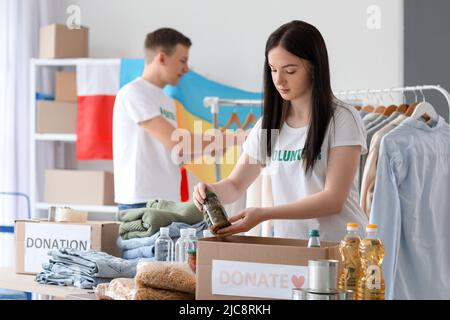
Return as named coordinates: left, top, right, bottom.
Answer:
left=356, top=224, right=385, bottom=300
left=338, top=223, right=362, bottom=295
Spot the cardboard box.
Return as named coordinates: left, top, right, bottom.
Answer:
left=55, top=72, right=77, bottom=102
left=36, top=100, right=77, bottom=134
left=39, top=24, right=89, bottom=59
left=196, top=235, right=341, bottom=300
left=44, top=170, right=115, bottom=206
left=14, top=220, right=121, bottom=274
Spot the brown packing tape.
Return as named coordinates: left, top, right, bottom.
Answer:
left=90, top=225, right=101, bottom=249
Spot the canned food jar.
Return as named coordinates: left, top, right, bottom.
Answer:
left=308, top=259, right=339, bottom=292
left=187, top=249, right=197, bottom=273
left=202, top=192, right=231, bottom=234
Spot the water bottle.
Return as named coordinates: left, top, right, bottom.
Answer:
left=155, top=227, right=174, bottom=262
left=187, top=228, right=198, bottom=252
left=203, top=229, right=213, bottom=238
left=175, top=229, right=192, bottom=262
left=307, top=229, right=321, bottom=248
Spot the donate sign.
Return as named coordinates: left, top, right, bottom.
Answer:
left=212, top=260, right=308, bottom=299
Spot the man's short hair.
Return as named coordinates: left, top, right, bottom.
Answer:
left=144, top=28, right=192, bottom=56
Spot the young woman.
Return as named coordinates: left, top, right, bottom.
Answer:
left=193, top=20, right=368, bottom=241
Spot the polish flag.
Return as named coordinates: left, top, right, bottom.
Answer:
left=75, top=59, right=189, bottom=201
left=76, top=59, right=120, bottom=160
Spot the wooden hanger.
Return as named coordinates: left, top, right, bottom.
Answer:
left=405, top=102, right=418, bottom=117
left=220, top=112, right=241, bottom=132
left=374, top=106, right=386, bottom=114
left=383, top=104, right=398, bottom=117
left=396, top=104, right=409, bottom=114
left=241, top=112, right=257, bottom=130
left=362, top=105, right=375, bottom=112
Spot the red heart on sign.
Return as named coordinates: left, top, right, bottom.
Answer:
left=291, top=275, right=305, bottom=288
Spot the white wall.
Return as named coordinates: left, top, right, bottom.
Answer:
left=41, top=0, right=404, bottom=219
left=56, top=0, right=404, bottom=93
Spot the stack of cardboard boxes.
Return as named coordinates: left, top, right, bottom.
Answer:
left=14, top=25, right=118, bottom=276
left=36, top=24, right=115, bottom=207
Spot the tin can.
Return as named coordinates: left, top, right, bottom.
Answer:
left=202, top=191, right=231, bottom=234
left=308, top=259, right=339, bottom=292
left=292, top=288, right=305, bottom=300
left=292, top=288, right=353, bottom=300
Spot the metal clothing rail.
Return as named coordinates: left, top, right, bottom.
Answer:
left=334, top=84, right=450, bottom=123
left=204, top=84, right=450, bottom=181
left=203, top=97, right=263, bottom=181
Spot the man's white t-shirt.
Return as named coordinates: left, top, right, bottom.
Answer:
left=242, top=103, right=369, bottom=241
left=113, top=77, right=180, bottom=204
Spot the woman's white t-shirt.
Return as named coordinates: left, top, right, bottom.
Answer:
left=113, top=77, right=180, bottom=204
left=242, top=103, right=368, bottom=241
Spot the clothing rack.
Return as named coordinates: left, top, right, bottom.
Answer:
left=203, top=97, right=263, bottom=181
left=203, top=84, right=450, bottom=181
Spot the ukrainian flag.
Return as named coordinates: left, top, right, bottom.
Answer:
left=120, top=59, right=262, bottom=183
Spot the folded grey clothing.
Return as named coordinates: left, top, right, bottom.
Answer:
left=117, top=199, right=203, bottom=240
left=35, top=270, right=110, bottom=289
left=48, top=248, right=138, bottom=279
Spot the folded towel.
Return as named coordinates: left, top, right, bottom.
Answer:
left=117, top=199, right=203, bottom=240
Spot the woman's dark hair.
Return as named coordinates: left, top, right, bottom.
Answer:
left=262, top=20, right=335, bottom=174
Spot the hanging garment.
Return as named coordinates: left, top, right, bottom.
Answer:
left=360, top=115, right=408, bottom=217
left=244, top=171, right=275, bottom=237
left=370, top=116, right=450, bottom=299
left=359, top=110, right=369, bottom=118
left=366, top=111, right=403, bottom=137
left=366, top=114, right=387, bottom=131
left=359, top=112, right=404, bottom=187
left=362, top=112, right=381, bottom=127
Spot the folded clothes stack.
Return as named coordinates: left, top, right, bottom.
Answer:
left=94, top=261, right=196, bottom=300
left=117, top=220, right=207, bottom=261
left=116, top=199, right=204, bottom=240
left=35, top=248, right=138, bottom=289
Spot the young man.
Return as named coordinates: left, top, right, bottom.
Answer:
left=113, top=28, right=238, bottom=210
